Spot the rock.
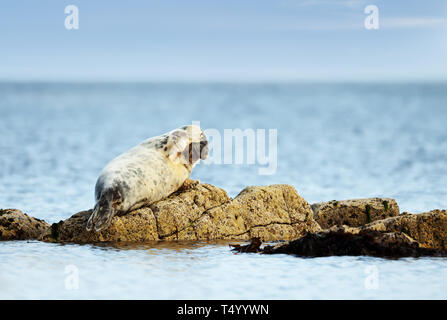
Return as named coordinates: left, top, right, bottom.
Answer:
left=8, top=181, right=445, bottom=250
left=151, top=183, right=230, bottom=239
left=40, top=208, right=159, bottom=243
left=311, top=198, right=399, bottom=228
left=41, top=183, right=228, bottom=243
left=233, top=226, right=446, bottom=258
left=41, top=183, right=321, bottom=243
left=230, top=237, right=263, bottom=253
left=362, top=210, right=447, bottom=250
left=0, top=209, right=49, bottom=240
left=189, top=184, right=321, bottom=241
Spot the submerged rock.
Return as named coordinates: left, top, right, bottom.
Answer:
left=0, top=209, right=49, bottom=240
left=233, top=226, right=446, bottom=258
left=40, top=183, right=320, bottom=243
left=311, top=198, right=399, bottom=228
left=362, top=210, right=447, bottom=250
left=230, top=237, right=263, bottom=253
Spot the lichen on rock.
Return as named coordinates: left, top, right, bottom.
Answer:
left=311, top=198, right=399, bottom=228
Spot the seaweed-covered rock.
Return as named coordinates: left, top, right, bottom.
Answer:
left=233, top=226, right=446, bottom=258
left=230, top=237, right=263, bottom=253
left=311, top=198, right=399, bottom=228
left=40, top=183, right=321, bottom=243
left=0, top=209, right=49, bottom=240
left=363, top=210, right=447, bottom=250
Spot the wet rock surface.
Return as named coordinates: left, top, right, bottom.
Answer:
left=230, top=237, right=263, bottom=253
left=0, top=209, right=49, bottom=240
left=233, top=226, right=446, bottom=258
left=311, top=198, right=399, bottom=228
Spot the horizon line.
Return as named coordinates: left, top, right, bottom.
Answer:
left=1, top=78, right=446, bottom=85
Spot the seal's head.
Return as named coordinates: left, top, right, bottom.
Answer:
left=165, top=125, right=208, bottom=168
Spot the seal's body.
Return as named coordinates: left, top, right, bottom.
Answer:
left=86, top=125, right=208, bottom=232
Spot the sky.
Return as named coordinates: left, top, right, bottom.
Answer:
left=0, top=0, right=446, bottom=81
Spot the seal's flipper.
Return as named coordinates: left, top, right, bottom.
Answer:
left=165, top=126, right=208, bottom=166
left=165, top=130, right=189, bottom=162
left=86, top=203, right=116, bottom=232
left=182, top=142, right=202, bottom=165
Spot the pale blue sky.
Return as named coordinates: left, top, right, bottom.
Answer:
left=0, top=0, right=446, bottom=81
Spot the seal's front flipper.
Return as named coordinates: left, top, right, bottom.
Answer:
left=86, top=203, right=116, bottom=232
left=178, top=178, right=199, bottom=192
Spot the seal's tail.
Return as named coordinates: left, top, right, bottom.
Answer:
left=86, top=203, right=116, bottom=232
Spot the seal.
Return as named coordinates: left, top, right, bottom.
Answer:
left=86, top=124, right=209, bottom=232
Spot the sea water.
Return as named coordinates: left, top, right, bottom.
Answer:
left=1, top=82, right=446, bottom=299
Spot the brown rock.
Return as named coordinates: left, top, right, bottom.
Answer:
left=230, top=237, right=263, bottom=253
left=40, top=183, right=228, bottom=243
left=41, top=183, right=321, bottom=243
left=40, top=208, right=159, bottom=243
left=190, top=184, right=321, bottom=241
left=362, top=210, right=447, bottom=250
left=238, top=226, right=446, bottom=258
left=0, top=209, right=49, bottom=240
left=151, top=183, right=230, bottom=239
left=311, top=198, right=399, bottom=228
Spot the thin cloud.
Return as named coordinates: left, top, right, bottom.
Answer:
left=279, top=16, right=447, bottom=31
left=280, top=21, right=361, bottom=31
left=382, top=17, right=447, bottom=29
left=280, top=0, right=365, bottom=8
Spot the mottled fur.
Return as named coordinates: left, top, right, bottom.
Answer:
left=86, top=125, right=208, bottom=232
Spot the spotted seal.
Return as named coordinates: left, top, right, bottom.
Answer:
left=86, top=125, right=209, bottom=232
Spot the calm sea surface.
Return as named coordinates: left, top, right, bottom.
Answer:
left=0, top=82, right=446, bottom=299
